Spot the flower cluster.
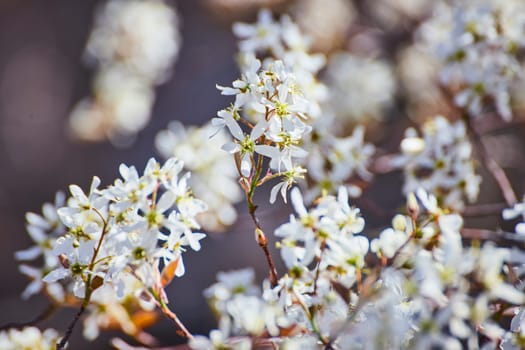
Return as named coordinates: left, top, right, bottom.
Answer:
left=192, top=186, right=369, bottom=349
left=370, top=190, right=525, bottom=349
left=233, top=9, right=327, bottom=120
left=17, top=157, right=206, bottom=339
left=156, top=121, right=243, bottom=232
left=303, top=125, right=375, bottom=202
left=393, top=115, right=481, bottom=211
left=0, top=327, right=60, bottom=350
left=419, top=0, right=525, bottom=120
left=214, top=55, right=312, bottom=203
left=69, top=0, right=181, bottom=144
left=194, top=188, right=525, bottom=349
left=228, top=10, right=377, bottom=203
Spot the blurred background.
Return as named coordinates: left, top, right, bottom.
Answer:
left=1, top=0, right=525, bottom=349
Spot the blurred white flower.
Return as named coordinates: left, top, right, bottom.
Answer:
left=156, top=121, right=243, bottom=232
left=303, top=125, right=375, bottom=202
left=419, top=1, right=525, bottom=121
left=394, top=116, right=481, bottom=211
left=323, top=53, right=396, bottom=124
left=69, top=0, right=181, bottom=144
left=0, top=327, right=60, bottom=350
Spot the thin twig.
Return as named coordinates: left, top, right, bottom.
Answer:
left=250, top=210, right=279, bottom=286
left=159, top=301, right=193, bottom=340
left=461, top=227, right=525, bottom=245
left=462, top=202, right=507, bottom=217
left=148, top=287, right=193, bottom=340
left=246, top=154, right=279, bottom=286
left=0, top=303, right=57, bottom=331
left=56, top=304, right=86, bottom=350
left=57, top=209, right=110, bottom=349
left=464, top=115, right=517, bottom=207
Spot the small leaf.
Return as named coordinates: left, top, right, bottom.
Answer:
left=161, top=258, right=180, bottom=287
left=91, top=275, right=104, bottom=291
left=130, top=310, right=159, bottom=330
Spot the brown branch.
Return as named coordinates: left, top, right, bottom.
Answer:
left=246, top=154, right=279, bottom=286
left=462, top=202, right=507, bottom=217
left=57, top=304, right=86, bottom=350
left=370, top=154, right=398, bottom=174
left=464, top=116, right=517, bottom=207
left=251, top=214, right=279, bottom=287
left=159, top=301, right=193, bottom=340
left=461, top=227, right=525, bottom=246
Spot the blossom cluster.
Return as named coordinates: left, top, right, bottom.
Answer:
left=69, top=0, right=181, bottom=144
left=17, top=157, right=206, bottom=340
left=194, top=188, right=525, bottom=349
left=369, top=190, right=525, bottom=349
left=192, top=187, right=368, bottom=349
left=233, top=9, right=327, bottom=120
left=0, top=327, right=60, bottom=350
left=229, top=10, right=377, bottom=203
left=419, top=0, right=525, bottom=120
left=156, top=121, right=243, bottom=232
left=393, top=115, right=481, bottom=211
left=214, top=54, right=312, bottom=203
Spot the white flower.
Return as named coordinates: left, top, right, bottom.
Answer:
left=268, top=167, right=306, bottom=204
left=221, top=119, right=268, bottom=177
left=394, top=116, right=481, bottom=211
left=371, top=226, right=410, bottom=259
left=44, top=236, right=96, bottom=298
left=233, top=9, right=284, bottom=56
left=323, top=53, right=395, bottom=123
left=419, top=1, right=525, bottom=121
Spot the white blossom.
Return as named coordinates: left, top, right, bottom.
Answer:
left=394, top=116, right=481, bottom=211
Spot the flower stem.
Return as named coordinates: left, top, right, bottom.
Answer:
left=246, top=155, right=279, bottom=286
left=57, top=210, right=109, bottom=349
left=56, top=304, right=86, bottom=350
left=150, top=288, right=193, bottom=339
left=158, top=298, right=193, bottom=339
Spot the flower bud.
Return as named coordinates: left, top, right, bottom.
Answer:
left=392, top=214, right=407, bottom=231
left=407, top=192, right=419, bottom=217
left=255, top=227, right=267, bottom=247
left=401, top=137, right=425, bottom=155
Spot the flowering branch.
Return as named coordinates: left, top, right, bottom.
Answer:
left=57, top=208, right=110, bottom=349
left=464, top=115, right=517, bottom=206
left=246, top=155, right=279, bottom=286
